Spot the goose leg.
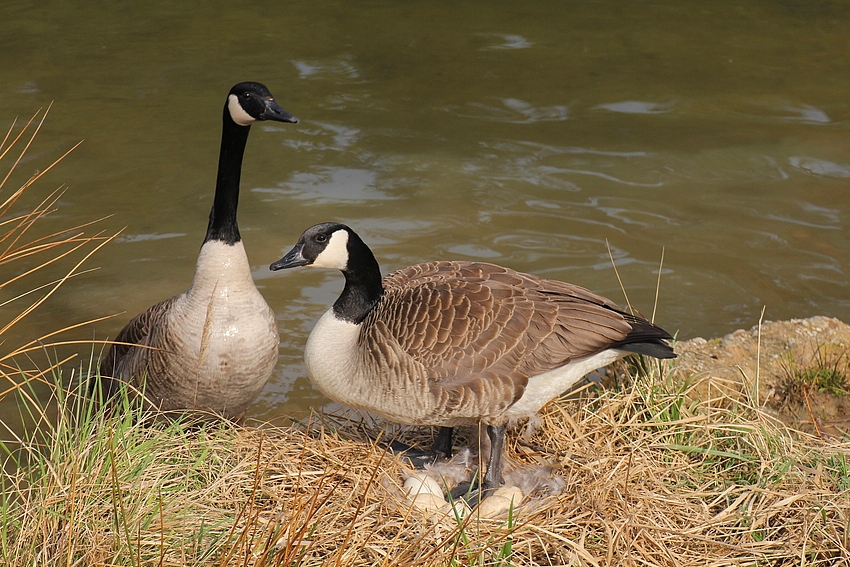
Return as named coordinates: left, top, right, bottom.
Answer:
left=433, top=426, right=453, bottom=459
left=482, top=423, right=506, bottom=492
left=457, top=423, right=507, bottom=507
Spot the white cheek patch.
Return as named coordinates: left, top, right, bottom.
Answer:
left=312, top=230, right=350, bottom=270
left=227, top=94, right=256, bottom=126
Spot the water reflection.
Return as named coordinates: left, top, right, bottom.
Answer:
left=780, top=104, right=832, bottom=124
left=787, top=157, right=850, bottom=178
left=458, top=98, right=570, bottom=123
left=595, top=101, right=675, bottom=115
left=293, top=58, right=363, bottom=82
left=480, top=33, right=534, bottom=51
left=115, top=232, right=186, bottom=243
left=255, top=167, right=394, bottom=204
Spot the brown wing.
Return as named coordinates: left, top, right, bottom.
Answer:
left=98, top=296, right=177, bottom=395
left=363, top=261, right=636, bottom=418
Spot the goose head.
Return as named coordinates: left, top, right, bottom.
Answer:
left=272, top=222, right=384, bottom=322
left=226, top=82, right=299, bottom=127
left=271, top=222, right=352, bottom=271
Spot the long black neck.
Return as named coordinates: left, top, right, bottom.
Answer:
left=333, top=233, right=385, bottom=324
left=204, top=111, right=250, bottom=245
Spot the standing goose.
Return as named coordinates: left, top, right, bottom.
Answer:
left=270, top=222, right=677, bottom=497
left=98, top=82, right=298, bottom=420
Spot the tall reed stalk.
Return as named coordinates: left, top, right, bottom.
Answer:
left=0, top=107, right=117, bottom=403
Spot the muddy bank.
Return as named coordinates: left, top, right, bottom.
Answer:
left=673, top=316, right=850, bottom=437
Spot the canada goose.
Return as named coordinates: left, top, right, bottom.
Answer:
left=98, top=82, right=298, bottom=420
left=270, top=222, right=677, bottom=498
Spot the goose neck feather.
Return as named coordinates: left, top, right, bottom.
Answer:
left=333, top=231, right=384, bottom=324
left=205, top=114, right=250, bottom=245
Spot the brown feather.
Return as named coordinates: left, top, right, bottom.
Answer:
left=355, top=260, right=659, bottom=424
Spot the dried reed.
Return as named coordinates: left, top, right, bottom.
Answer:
left=0, top=107, right=118, bottom=401
left=2, top=357, right=848, bottom=566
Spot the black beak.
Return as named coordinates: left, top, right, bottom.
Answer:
left=270, top=243, right=309, bottom=271
left=261, top=99, right=299, bottom=124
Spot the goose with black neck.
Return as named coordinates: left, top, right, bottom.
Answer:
left=271, top=222, right=677, bottom=501
left=98, top=82, right=298, bottom=420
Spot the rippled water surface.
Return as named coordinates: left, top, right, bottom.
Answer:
left=1, top=1, right=849, bottom=422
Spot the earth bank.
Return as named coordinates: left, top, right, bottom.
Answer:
left=673, top=315, right=850, bottom=438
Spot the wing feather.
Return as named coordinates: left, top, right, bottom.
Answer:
left=98, top=297, right=177, bottom=395
left=360, top=260, right=673, bottom=420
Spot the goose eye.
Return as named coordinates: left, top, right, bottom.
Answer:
left=316, top=234, right=328, bottom=243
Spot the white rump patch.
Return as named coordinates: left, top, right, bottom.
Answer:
left=312, top=229, right=349, bottom=270
left=505, top=349, right=627, bottom=420
left=227, top=94, right=255, bottom=126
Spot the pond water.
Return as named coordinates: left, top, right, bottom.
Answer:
left=1, top=0, right=848, bottom=423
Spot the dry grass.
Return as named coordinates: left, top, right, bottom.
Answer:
left=2, top=360, right=849, bottom=567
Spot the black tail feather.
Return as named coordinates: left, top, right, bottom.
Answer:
left=609, top=311, right=677, bottom=359
left=616, top=340, right=677, bottom=359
